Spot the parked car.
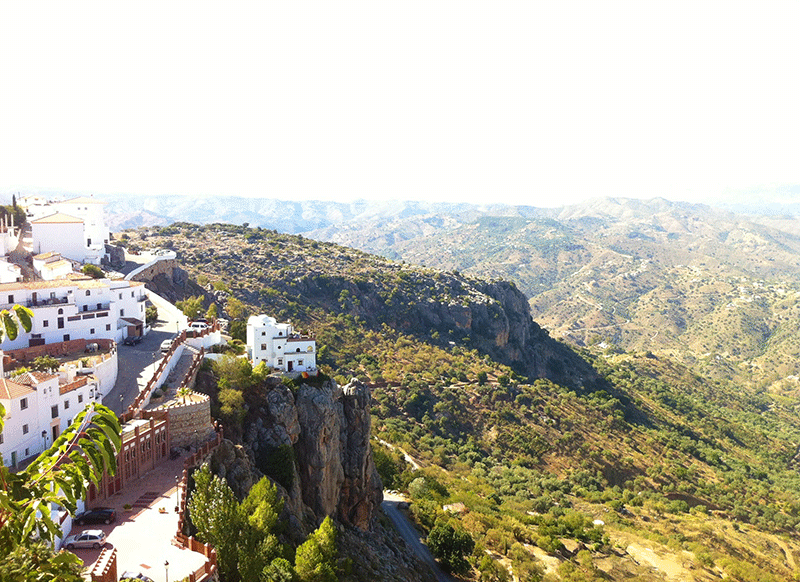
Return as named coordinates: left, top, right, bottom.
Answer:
left=160, top=339, right=173, bottom=353
left=120, top=572, right=154, bottom=582
left=189, top=321, right=209, bottom=332
left=123, top=336, right=141, bottom=346
left=74, top=507, right=116, bottom=525
left=63, top=529, right=106, bottom=549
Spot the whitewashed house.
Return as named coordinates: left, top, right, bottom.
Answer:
left=32, top=252, right=76, bottom=281
left=0, top=261, right=22, bottom=284
left=23, top=196, right=110, bottom=265
left=246, top=315, right=316, bottom=372
left=0, top=277, right=148, bottom=350
left=0, top=362, right=100, bottom=468
left=30, top=213, right=87, bottom=263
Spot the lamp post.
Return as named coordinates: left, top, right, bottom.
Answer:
left=175, top=476, right=180, bottom=514
left=164, top=559, right=169, bottom=582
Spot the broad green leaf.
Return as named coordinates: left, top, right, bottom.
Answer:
left=1, top=311, right=18, bottom=341
left=12, top=304, right=33, bottom=333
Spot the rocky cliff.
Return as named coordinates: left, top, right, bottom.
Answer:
left=207, top=378, right=382, bottom=538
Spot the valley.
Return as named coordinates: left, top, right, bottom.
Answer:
left=119, top=218, right=800, bottom=582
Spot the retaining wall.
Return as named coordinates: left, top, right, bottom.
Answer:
left=124, top=252, right=178, bottom=282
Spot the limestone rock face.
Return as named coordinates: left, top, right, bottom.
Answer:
left=295, top=382, right=345, bottom=519
left=209, top=440, right=256, bottom=499
left=237, top=377, right=382, bottom=535
left=337, top=380, right=383, bottom=529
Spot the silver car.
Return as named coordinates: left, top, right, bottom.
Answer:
left=63, top=529, right=106, bottom=549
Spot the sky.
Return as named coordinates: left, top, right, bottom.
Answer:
left=2, top=1, right=799, bottom=208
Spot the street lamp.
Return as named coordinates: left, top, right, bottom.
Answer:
left=164, top=559, right=169, bottom=582
left=175, top=476, right=180, bottom=513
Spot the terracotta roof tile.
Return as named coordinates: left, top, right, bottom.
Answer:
left=14, top=371, right=57, bottom=386
left=0, top=377, right=35, bottom=400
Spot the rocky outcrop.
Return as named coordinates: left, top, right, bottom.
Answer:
left=239, top=378, right=382, bottom=537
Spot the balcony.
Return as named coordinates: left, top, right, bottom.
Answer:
left=27, top=297, right=71, bottom=308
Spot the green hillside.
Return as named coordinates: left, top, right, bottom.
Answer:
left=126, top=222, right=800, bottom=581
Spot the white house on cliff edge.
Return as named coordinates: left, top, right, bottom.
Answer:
left=246, top=315, right=316, bottom=373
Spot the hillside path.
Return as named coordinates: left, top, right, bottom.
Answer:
left=382, top=493, right=453, bottom=582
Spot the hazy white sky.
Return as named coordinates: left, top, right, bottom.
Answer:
left=2, top=1, right=798, bottom=207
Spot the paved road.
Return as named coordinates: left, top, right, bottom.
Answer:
left=106, top=296, right=184, bottom=416
left=382, top=493, right=453, bottom=582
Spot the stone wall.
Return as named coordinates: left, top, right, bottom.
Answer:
left=165, top=396, right=215, bottom=448
left=125, top=255, right=178, bottom=283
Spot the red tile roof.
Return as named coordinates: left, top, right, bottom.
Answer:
left=0, top=377, right=35, bottom=400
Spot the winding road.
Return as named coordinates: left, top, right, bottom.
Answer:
left=382, top=493, right=453, bottom=582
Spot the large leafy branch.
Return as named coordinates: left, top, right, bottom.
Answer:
left=0, top=303, right=121, bottom=551
left=0, top=402, right=121, bottom=547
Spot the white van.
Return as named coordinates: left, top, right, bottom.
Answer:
left=189, top=321, right=209, bottom=332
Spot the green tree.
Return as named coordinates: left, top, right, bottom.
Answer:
left=294, top=517, right=338, bottom=582
left=176, top=295, right=205, bottom=320
left=31, top=355, right=60, bottom=372
left=218, top=388, right=246, bottom=426
left=427, top=522, right=475, bottom=574
left=81, top=264, right=105, bottom=279
left=145, top=305, right=159, bottom=325
left=188, top=464, right=242, bottom=581
left=206, top=303, right=219, bottom=320
left=229, top=320, right=246, bottom=342
left=477, top=370, right=488, bottom=385
left=189, top=466, right=291, bottom=582
left=226, top=296, right=247, bottom=320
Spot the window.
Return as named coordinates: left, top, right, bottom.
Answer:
left=83, top=305, right=88, bottom=312
left=63, top=334, right=70, bottom=341
left=51, top=405, right=58, bottom=419
left=7, top=294, right=13, bottom=303
left=120, top=309, right=124, bottom=316
left=131, top=291, right=134, bottom=297
left=296, top=348, right=300, bottom=352
left=20, top=398, right=28, bottom=410
left=260, top=344, right=266, bottom=350
left=106, top=324, right=111, bottom=331
left=43, top=320, right=49, bottom=327
left=22, top=424, right=29, bottom=435
left=87, top=238, right=91, bottom=245
left=25, top=448, right=29, bottom=457
left=298, top=359, right=304, bottom=366
left=0, top=434, right=3, bottom=444
left=85, top=290, right=90, bottom=296
left=78, top=394, right=83, bottom=404
left=90, top=328, right=95, bottom=334
left=64, top=400, right=70, bottom=410
left=58, top=308, right=63, bottom=315
left=277, top=358, right=283, bottom=365
left=261, top=331, right=265, bottom=336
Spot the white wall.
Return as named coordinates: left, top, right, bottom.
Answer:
left=31, top=222, right=85, bottom=262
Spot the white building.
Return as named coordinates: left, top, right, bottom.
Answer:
left=23, top=196, right=110, bottom=265
left=0, top=260, right=22, bottom=284
left=247, top=315, right=316, bottom=373
left=0, top=277, right=148, bottom=350
left=0, top=363, right=100, bottom=468
left=32, top=252, right=76, bottom=281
